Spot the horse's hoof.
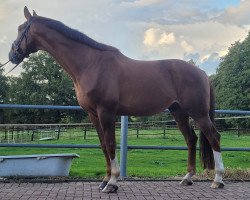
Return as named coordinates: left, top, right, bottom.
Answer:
left=102, top=184, right=118, bottom=193
left=99, top=181, right=108, bottom=191
left=211, top=181, right=225, bottom=189
left=180, top=179, right=193, bottom=186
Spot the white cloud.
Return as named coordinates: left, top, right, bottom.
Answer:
left=143, top=28, right=176, bottom=47
left=158, top=32, right=175, bottom=45
left=180, top=40, right=193, bottom=53
left=143, top=28, right=157, bottom=46
left=218, top=50, right=228, bottom=57
left=217, top=0, right=250, bottom=25
left=139, top=18, right=248, bottom=75
left=201, top=54, right=210, bottom=62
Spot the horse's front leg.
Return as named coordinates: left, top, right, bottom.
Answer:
left=88, top=113, right=112, bottom=191
left=97, top=108, right=120, bottom=193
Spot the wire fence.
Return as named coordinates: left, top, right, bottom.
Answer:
left=0, top=115, right=249, bottom=144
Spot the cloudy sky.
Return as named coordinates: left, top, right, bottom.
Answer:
left=0, top=0, right=249, bottom=75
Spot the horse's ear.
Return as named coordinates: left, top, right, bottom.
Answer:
left=24, top=6, right=32, bottom=20
left=33, top=10, right=38, bottom=16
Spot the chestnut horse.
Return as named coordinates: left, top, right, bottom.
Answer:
left=9, top=7, right=225, bottom=193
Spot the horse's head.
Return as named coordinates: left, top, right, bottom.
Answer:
left=9, top=7, right=38, bottom=64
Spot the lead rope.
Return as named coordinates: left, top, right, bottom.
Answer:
left=1, top=19, right=34, bottom=75
left=0, top=60, right=10, bottom=68
left=0, top=59, right=21, bottom=76
left=0, top=59, right=20, bottom=76
left=4, top=63, right=20, bottom=76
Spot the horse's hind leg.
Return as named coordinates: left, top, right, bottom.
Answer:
left=169, top=104, right=198, bottom=186
left=195, top=116, right=225, bottom=189
left=88, top=113, right=111, bottom=191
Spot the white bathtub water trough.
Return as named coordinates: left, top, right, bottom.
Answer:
left=0, top=153, right=79, bottom=177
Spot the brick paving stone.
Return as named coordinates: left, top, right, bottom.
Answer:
left=0, top=181, right=249, bottom=200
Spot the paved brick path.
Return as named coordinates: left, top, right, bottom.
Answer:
left=0, top=181, right=249, bottom=200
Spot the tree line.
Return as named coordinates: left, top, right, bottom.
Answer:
left=0, top=33, right=249, bottom=125
left=0, top=52, right=86, bottom=124
left=211, top=33, right=250, bottom=127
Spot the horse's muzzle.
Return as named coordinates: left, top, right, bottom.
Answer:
left=9, top=44, right=25, bottom=64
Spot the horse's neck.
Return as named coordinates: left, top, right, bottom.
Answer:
left=35, top=28, right=97, bottom=81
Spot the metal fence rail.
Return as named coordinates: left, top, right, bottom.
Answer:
left=0, top=104, right=82, bottom=110
left=1, top=104, right=250, bottom=115
left=0, top=143, right=249, bottom=152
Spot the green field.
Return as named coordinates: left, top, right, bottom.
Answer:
left=0, top=128, right=249, bottom=179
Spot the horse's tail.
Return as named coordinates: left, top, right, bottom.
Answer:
left=199, top=82, right=215, bottom=170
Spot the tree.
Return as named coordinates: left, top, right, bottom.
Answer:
left=187, top=59, right=197, bottom=66
left=6, top=51, right=86, bottom=123
left=212, top=34, right=250, bottom=127
left=0, top=67, right=8, bottom=123
left=0, top=68, right=8, bottom=102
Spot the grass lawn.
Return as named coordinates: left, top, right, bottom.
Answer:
left=0, top=127, right=249, bottom=179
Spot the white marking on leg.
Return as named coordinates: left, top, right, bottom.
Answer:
left=183, top=171, right=194, bottom=181
left=213, top=150, right=224, bottom=183
left=108, top=156, right=120, bottom=185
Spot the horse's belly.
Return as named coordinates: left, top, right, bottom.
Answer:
left=117, top=95, right=174, bottom=116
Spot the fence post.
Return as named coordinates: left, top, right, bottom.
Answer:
left=84, top=126, right=87, bottom=140
left=4, top=127, right=7, bottom=140
left=31, top=130, right=35, bottom=141
left=11, top=127, right=14, bottom=140
left=163, top=124, right=166, bottom=138
left=120, top=116, right=128, bottom=179
left=136, top=124, right=139, bottom=138
left=57, top=125, right=61, bottom=140
left=237, top=124, right=240, bottom=137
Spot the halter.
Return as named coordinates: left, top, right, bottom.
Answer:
left=11, top=19, right=34, bottom=64
left=0, top=19, right=34, bottom=75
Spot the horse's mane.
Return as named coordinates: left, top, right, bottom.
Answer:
left=43, top=18, right=119, bottom=52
